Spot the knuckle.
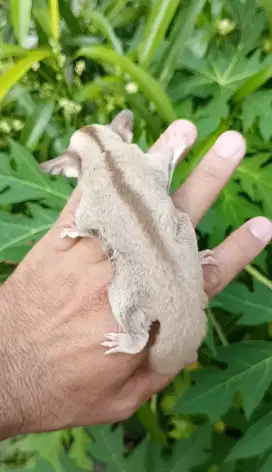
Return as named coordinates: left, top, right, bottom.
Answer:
left=203, top=262, right=224, bottom=298
left=200, top=162, right=222, bottom=184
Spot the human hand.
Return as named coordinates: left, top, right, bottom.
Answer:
left=0, top=121, right=271, bottom=440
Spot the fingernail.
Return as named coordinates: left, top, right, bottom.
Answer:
left=168, top=120, right=197, bottom=148
left=214, top=131, right=246, bottom=162
left=248, top=217, right=272, bottom=243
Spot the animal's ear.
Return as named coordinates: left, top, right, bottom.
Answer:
left=108, top=109, right=134, bottom=143
left=40, top=152, right=81, bottom=179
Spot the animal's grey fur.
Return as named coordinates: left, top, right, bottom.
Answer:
left=40, top=110, right=215, bottom=375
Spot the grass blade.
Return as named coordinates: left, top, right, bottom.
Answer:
left=58, top=0, right=82, bottom=34
left=75, top=46, right=177, bottom=123
left=159, top=0, right=206, bottom=86
left=49, top=0, right=60, bottom=41
left=89, top=12, right=123, bottom=54
left=0, top=43, right=26, bottom=59
left=10, top=0, right=32, bottom=47
left=137, top=0, right=180, bottom=69
left=0, top=48, right=53, bottom=102
left=21, top=100, right=55, bottom=150
left=74, top=76, right=123, bottom=102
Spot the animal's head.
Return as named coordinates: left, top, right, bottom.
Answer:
left=40, top=109, right=134, bottom=180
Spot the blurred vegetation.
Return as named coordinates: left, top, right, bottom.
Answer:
left=0, top=0, right=272, bottom=471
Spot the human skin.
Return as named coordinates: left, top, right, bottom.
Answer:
left=0, top=120, right=271, bottom=441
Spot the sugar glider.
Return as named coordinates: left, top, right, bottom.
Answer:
left=40, top=110, right=216, bottom=375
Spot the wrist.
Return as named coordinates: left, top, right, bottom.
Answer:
left=0, top=281, right=26, bottom=440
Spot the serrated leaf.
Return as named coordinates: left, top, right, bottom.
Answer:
left=217, top=181, right=260, bottom=230
left=0, top=141, right=70, bottom=207
left=211, top=282, right=272, bottom=326
left=69, top=428, right=91, bottom=470
left=0, top=206, right=57, bottom=262
left=175, top=341, right=272, bottom=421
left=87, top=425, right=148, bottom=472
left=259, top=450, right=272, bottom=472
left=10, top=431, right=65, bottom=472
left=228, top=409, right=272, bottom=461
left=0, top=48, right=53, bottom=101
left=148, top=423, right=212, bottom=472
left=237, top=155, right=272, bottom=218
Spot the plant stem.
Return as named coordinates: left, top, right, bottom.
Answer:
left=208, top=309, right=229, bottom=347
left=245, top=264, right=272, bottom=290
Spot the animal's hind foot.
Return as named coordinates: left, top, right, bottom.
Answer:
left=101, top=331, right=147, bottom=355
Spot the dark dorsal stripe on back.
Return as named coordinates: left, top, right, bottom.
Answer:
left=80, top=125, right=174, bottom=266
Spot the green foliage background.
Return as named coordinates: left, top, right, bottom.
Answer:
left=0, top=0, right=272, bottom=470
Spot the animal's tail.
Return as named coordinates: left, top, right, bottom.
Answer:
left=148, top=316, right=206, bottom=376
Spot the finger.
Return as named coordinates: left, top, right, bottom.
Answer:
left=117, top=366, right=172, bottom=418
left=148, top=119, right=197, bottom=163
left=203, top=217, right=272, bottom=298
left=172, top=131, right=246, bottom=226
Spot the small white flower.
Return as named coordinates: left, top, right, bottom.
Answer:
left=12, top=120, right=24, bottom=131
left=58, top=54, right=66, bottom=68
left=0, top=121, right=11, bottom=134
left=216, top=18, right=236, bottom=36
left=75, top=60, right=86, bottom=75
left=31, top=61, right=40, bottom=71
left=125, top=82, right=138, bottom=94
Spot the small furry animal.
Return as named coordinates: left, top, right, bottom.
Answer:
left=40, top=110, right=216, bottom=375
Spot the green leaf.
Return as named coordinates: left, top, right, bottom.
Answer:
left=233, top=62, right=272, bottom=102
left=49, top=0, right=60, bottom=41
left=237, top=154, right=272, bottom=218
left=175, top=341, right=272, bottom=421
left=228, top=409, right=272, bottom=461
left=212, top=282, right=272, bottom=326
left=137, top=402, right=167, bottom=445
left=21, top=100, right=55, bottom=150
left=148, top=423, right=212, bottom=472
left=137, top=0, right=180, bottom=69
left=88, top=425, right=148, bottom=472
left=259, top=451, right=272, bottom=472
left=69, top=428, right=91, bottom=470
left=0, top=48, right=53, bottom=101
left=74, top=76, right=124, bottom=102
left=10, top=0, right=32, bottom=47
left=0, top=206, right=57, bottom=262
left=0, top=141, right=70, bottom=207
left=0, top=43, right=27, bottom=59
left=58, top=0, right=82, bottom=34
left=262, top=0, right=272, bottom=39
left=159, top=0, right=206, bottom=86
left=75, top=46, right=177, bottom=123
left=89, top=12, right=123, bottom=54
left=9, top=431, right=65, bottom=471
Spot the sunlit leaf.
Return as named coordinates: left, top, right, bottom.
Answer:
left=0, top=49, right=53, bottom=101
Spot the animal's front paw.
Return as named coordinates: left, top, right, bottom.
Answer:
left=101, top=332, right=145, bottom=355
left=60, top=227, right=90, bottom=239
left=199, top=249, right=218, bottom=267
